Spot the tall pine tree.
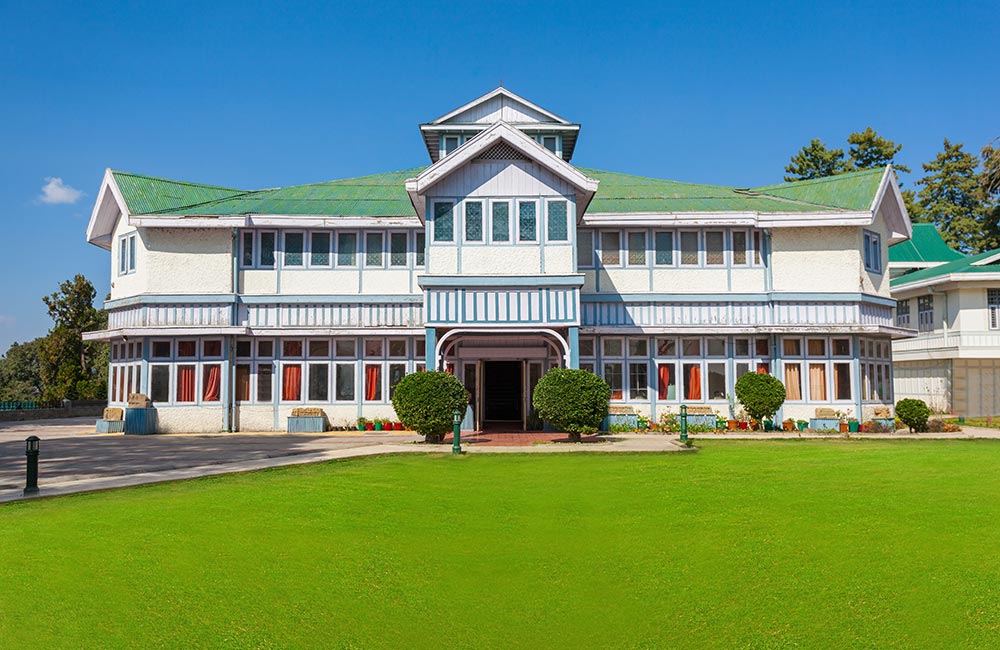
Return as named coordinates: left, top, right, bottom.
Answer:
left=847, top=127, right=911, bottom=173
left=784, top=139, right=852, bottom=181
left=915, top=139, right=988, bottom=253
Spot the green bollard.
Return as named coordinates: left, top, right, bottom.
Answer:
left=452, top=409, right=462, bottom=454
left=679, top=404, right=688, bottom=443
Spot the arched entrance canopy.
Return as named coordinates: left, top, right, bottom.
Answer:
left=433, top=328, right=571, bottom=370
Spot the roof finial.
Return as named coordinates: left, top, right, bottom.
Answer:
left=499, top=79, right=503, bottom=88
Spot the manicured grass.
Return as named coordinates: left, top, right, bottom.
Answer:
left=946, top=415, right=1000, bottom=429
left=3, top=442, right=1000, bottom=649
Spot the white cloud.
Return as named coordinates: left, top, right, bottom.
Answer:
left=38, top=177, right=84, bottom=205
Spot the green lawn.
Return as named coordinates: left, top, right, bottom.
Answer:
left=3, top=442, right=1000, bottom=649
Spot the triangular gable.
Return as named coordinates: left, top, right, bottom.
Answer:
left=86, top=169, right=130, bottom=250
left=428, top=87, right=571, bottom=125
left=405, top=121, right=598, bottom=222
left=869, top=166, right=912, bottom=245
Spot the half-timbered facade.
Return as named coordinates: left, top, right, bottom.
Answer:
left=85, top=88, right=914, bottom=432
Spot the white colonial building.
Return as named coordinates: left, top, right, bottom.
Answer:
left=891, top=224, right=1000, bottom=416
left=84, top=88, right=913, bottom=432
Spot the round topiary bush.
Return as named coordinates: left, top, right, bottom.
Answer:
left=734, top=372, right=786, bottom=423
left=896, top=398, right=930, bottom=433
left=391, top=371, right=469, bottom=443
left=532, top=367, right=611, bottom=441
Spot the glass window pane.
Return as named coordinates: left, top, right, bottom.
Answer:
left=388, top=340, right=407, bottom=357
left=683, top=363, right=702, bottom=400
left=629, top=363, right=648, bottom=400
left=335, top=340, right=356, bottom=358
left=260, top=232, right=276, bottom=266
left=542, top=136, right=557, bottom=153
left=337, top=232, right=357, bottom=266
left=656, top=338, right=676, bottom=356
left=365, top=232, right=383, bottom=266
left=284, top=233, right=304, bottom=266
left=177, top=341, right=196, bottom=358
left=257, top=364, right=273, bottom=402
left=364, top=339, right=383, bottom=358
left=756, top=338, right=770, bottom=357
left=389, top=364, right=406, bottom=398
left=807, top=339, right=826, bottom=357
left=415, top=232, right=426, bottom=266
left=492, top=203, right=510, bottom=242
left=601, top=232, right=621, bottom=266
left=236, top=340, right=252, bottom=358
left=203, top=340, right=222, bottom=357
left=518, top=202, right=536, bottom=241
left=654, top=231, right=674, bottom=265
left=706, top=337, right=726, bottom=357
left=335, top=364, right=355, bottom=401
left=680, top=232, right=699, bottom=265
left=235, top=364, right=251, bottom=402
left=282, top=364, right=302, bottom=401
left=833, top=338, right=851, bottom=356
left=734, top=338, right=750, bottom=357
left=465, top=202, right=483, bottom=241
left=364, top=364, right=382, bottom=401
left=705, top=231, right=724, bottom=265
left=604, top=362, right=623, bottom=400
left=152, top=341, right=171, bottom=358
left=309, top=340, right=330, bottom=357
left=176, top=365, right=196, bottom=402
left=783, top=363, right=802, bottom=400
left=150, top=366, right=169, bottom=402
left=283, top=340, right=303, bottom=357
left=310, top=232, right=330, bottom=266
left=308, top=364, right=329, bottom=401
left=577, top=231, right=594, bottom=268
left=257, top=340, right=274, bottom=358
left=783, top=338, right=801, bottom=357
left=808, top=363, right=828, bottom=401
left=434, top=203, right=453, bottom=242
left=547, top=201, right=568, bottom=241
left=603, top=338, right=623, bottom=357
left=834, top=362, right=851, bottom=400
left=656, top=362, right=677, bottom=400
left=628, top=338, right=648, bottom=357
left=579, top=337, right=595, bottom=357
left=627, top=232, right=646, bottom=265
left=682, top=338, right=700, bottom=357
left=732, top=231, right=747, bottom=265
left=707, top=363, right=726, bottom=399
left=242, top=232, right=254, bottom=267
left=390, top=233, right=407, bottom=266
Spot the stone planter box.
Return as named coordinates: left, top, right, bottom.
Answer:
left=602, top=412, right=638, bottom=431
left=809, top=418, right=840, bottom=432
left=95, top=419, right=125, bottom=434
left=685, top=414, right=718, bottom=429
left=288, top=416, right=326, bottom=433
left=874, top=418, right=896, bottom=430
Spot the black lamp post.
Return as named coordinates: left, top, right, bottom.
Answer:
left=452, top=409, right=462, bottom=454
left=24, top=436, right=40, bottom=496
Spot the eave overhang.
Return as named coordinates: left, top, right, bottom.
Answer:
left=85, top=169, right=131, bottom=250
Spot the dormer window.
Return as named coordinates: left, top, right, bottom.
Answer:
left=443, top=136, right=461, bottom=156
left=542, top=136, right=558, bottom=153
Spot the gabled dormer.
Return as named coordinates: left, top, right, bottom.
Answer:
left=420, top=87, right=581, bottom=163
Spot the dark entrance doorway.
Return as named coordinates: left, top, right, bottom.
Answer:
left=483, top=361, right=523, bottom=426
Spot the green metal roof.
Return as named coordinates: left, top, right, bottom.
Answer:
left=112, top=165, right=890, bottom=218
left=750, top=167, right=886, bottom=211
left=888, top=223, right=965, bottom=264
left=891, top=248, right=1000, bottom=287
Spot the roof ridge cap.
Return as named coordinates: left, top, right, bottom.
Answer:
left=112, top=170, right=247, bottom=193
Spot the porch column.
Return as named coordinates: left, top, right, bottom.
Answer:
left=567, top=326, right=580, bottom=369
left=425, top=327, right=437, bottom=370
left=852, top=334, right=863, bottom=421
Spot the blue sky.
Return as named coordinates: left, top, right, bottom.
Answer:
left=1, top=0, right=997, bottom=352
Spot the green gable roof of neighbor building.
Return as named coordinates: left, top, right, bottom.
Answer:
left=890, top=248, right=1000, bottom=287
left=888, top=223, right=965, bottom=264
left=111, top=166, right=889, bottom=218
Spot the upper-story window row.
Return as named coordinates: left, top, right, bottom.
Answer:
left=118, top=233, right=137, bottom=276
left=431, top=198, right=572, bottom=245
left=578, top=228, right=765, bottom=270
left=240, top=229, right=426, bottom=270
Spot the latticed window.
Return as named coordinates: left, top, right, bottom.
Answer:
left=917, top=295, right=934, bottom=332
left=390, top=233, right=407, bottom=267
left=896, top=299, right=911, bottom=327
left=492, top=203, right=510, bottom=242
left=654, top=231, right=674, bottom=265
left=365, top=232, right=383, bottom=267
left=989, top=289, right=1000, bottom=329
left=433, top=202, right=453, bottom=242
left=475, top=142, right=528, bottom=161
left=547, top=200, right=568, bottom=241
left=627, top=232, right=646, bottom=266
left=519, top=202, right=536, bottom=241
left=465, top=202, right=483, bottom=242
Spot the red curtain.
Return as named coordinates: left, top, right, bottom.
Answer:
left=203, top=365, right=221, bottom=402
left=365, top=365, right=381, bottom=401
left=445, top=363, right=455, bottom=375
left=756, top=363, right=769, bottom=374
left=657, top=364, right=671, bottom=400
left=282, top=364, right=302, bottom=401
left=686, top=365, right=701, bottom=401
left=177, top=366, right=196, bottom=402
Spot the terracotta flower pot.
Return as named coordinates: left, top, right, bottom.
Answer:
left=727, top=419, right=738, bottom=431
left=839, top=422, right=849, bottom=433
left=783, top=421, right=795, bottom=431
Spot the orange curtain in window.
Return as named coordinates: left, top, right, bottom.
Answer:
left=177, top=366, right=196, bottom=402
left=686, top=365, right=701, bottom=400
left=756, top=363, right=769, bottom=374
left=203, top=365, right=221, bottom=402
left=445, top=363, right=455, bottom=375
left=657, top=364, right=671, bottom=400
left=365, top=365, right=381, bottom=401
left=784, top=363, right=802, bottom=401
left=282, top=364, right=302, bottom=401
left=235, top=366, right=250, bottom=402
left=809, top=363, right=827, bottom=401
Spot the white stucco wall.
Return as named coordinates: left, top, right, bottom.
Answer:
left=109, top=215, right=144, bottom=299
left=771, top=227, right=862, bottom=293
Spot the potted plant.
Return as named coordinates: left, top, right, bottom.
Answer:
left=762, top=419, right=773, bottom=431
left=726, top=394, right=738, bottom=431
left=848, top=418, right=860, bottom=433
left=373, top=418, right=384, bottom=431
left=796, top=419, right=808, bottom=431
left=365, top=420, right=375, bottom=431
left=393, top=421, right=405, bottom=431
left=356, top=417, right=368, bottom=431
left=782, top=418, right=795, bottom=432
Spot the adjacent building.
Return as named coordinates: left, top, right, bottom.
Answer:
left=891, top=224, right=1000, bottom=415
left=84, top=88, right=913, bottom=432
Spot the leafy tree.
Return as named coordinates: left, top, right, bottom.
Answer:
left=784, top=139, right=852, bottom=181
left=896, top=398, right=930, bottom=433
left=37, top=275, right=107, bottom=400
left=532, top=368, right=611, bottom=441
left=0, top=338, right=44, bottom=401
left=734, top=373, right=786, bottom=423
left=847, top=127, right=911, bottom=173
left=915, top=139, right=989, bottom=253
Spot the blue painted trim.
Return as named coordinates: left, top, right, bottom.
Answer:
left=418, top=275, right=585, bottom=287
left=852, top=334, right=863, bottom=420
left=424, top=327, right=437, bottom=369
left=578, top=292, right=897, bottom=306
left=568, top=326, right=579, bottom=369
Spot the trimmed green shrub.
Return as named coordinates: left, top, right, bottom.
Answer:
left=391, top=371, right=469, bottom=443
left=734, top=373, right=786, bottom=423
left=896, top=398, right=930, bottom=433
left=532, top=368, right=611, bottom=441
